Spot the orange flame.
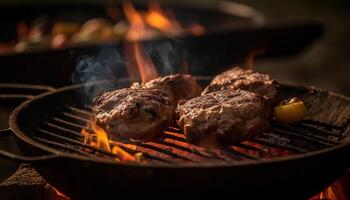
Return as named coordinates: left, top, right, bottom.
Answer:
left=122, top=1, right=158, bottom=83
left=124, top=42, right=158, bottom=83
left=90, top=122, right=111, bottom=151
left=123, top=1, right=146, bottom=41
left=112, top=146, right=135, bottom=162
left=145, top=1, right=173, bottom=32
left=81, top=122, right=139, bottom=162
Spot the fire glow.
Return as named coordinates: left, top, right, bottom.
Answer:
left=2, top=1, right=206, bottom=54
left=81, top=122, right=138, bottom=162
left=123, top=1, right=186, bottom=41
left=78, top=1, right=193, bottom=161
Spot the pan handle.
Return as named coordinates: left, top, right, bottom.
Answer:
left=0, top=129, right=60, bottom=163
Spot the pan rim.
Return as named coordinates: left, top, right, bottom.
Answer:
left=9, top=79, right=350, bottom=168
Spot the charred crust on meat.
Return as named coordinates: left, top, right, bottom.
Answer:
left=202, top=67, right=279, bottom=104
left=176, top=89, right=272, bottom=145
left=93, top=74, right=202, bottom=141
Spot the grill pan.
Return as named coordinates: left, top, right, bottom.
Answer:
left=1, top=77, right=350, bottom=199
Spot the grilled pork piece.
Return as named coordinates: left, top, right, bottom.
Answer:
left=176, top=89, right=271, bottom=145
left=93, top=74, right=202, bottom=140
left=132, top=74, right=202, bottom=108
left=202, top=67, right=278, bottom=103
left=93, top=88, right=173, bottom=140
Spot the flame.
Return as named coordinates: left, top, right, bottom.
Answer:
left=81, top=128, right=89, bottom=144
left=90, top=122, right=111, bottom=151
left=81, top=122, right=139, bottom=162
left=112, top=146, right=135, bottom=162
left=77, top=1, right=209, bottom=162
left=122, top=1, right=158, bottom=83
left=123, top=1, right=146, bottom=41
left=123, top=42, right=158, bottom=83
left=145, top=1, right=173, bottom=32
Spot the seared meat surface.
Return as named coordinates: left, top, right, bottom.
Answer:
left=93, top=88, right=173, bottom=140
left=133, top=74, right=202, bottom=108
left=202, top=67, right=278, bottom=103
left=93, top=74, right=201, bottom=140
left=176, top=89, right=271, bottom=145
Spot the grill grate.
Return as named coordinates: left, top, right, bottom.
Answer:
left=32, top=104, right=349, bottom=164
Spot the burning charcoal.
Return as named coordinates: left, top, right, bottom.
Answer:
left=0, top=164, right=69, bottom=200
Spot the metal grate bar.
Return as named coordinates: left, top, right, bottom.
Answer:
left=37, top=128, right=171, bottom=163
left=29, top=105, right=347, bottom=164
left=41, top=119, right=235, bottom=162
left=44, top=122, right=83, bottom=138
left=160, top=138, right=225, bottom=159
left=110, top=141, right=183, bottom=163
left=302, top=119, right=344, bottom=130
left=61, top=112, right=89, bottom=123
left=67, top=106, right=93, bottom=117
left=33, top=137, right=103, bottom=159
left=299, top=123, right=343, bottom=137
left=52, top=117, right=87, bottom=130
left=235, top=143, right=266, bottom=154
left=250, top=138, right=307, bottom=153
left=274, top=123, right=344, bottom=142
left=225, top=146, right=259, bottom=160
left=136, top=141, right=204, bottom=162
left=37, top=129, right=118, bottom=157
left=163, top=131, right=187, bottom=141
left=157, top=139, right=234, bottom=163
left=272, top=128, right=336, bottom=147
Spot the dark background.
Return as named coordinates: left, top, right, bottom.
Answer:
left=237, top=0, right=350, bottom=95
left=0, top=0, right=349, bottom=95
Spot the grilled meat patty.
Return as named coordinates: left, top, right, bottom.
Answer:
left=93, top=88, right=173, bottom=140
left=93, top=74, right=201, bottom=140
left=132, top=74, right=202, bottom=108
left=176, top=89, right=271, bottom=145
left=202, top=67, right=278, bottom=103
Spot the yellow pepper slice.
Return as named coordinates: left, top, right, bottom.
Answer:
left=274, top=98, right=306, bottom=124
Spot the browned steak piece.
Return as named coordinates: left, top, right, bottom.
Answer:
left=176, top=89, right=271, bottom=145
left=93, top=88, right=173, bottom=140
left=202, top=67, right=278, bottom=103
left=134, top=74, right=202, bottom=108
